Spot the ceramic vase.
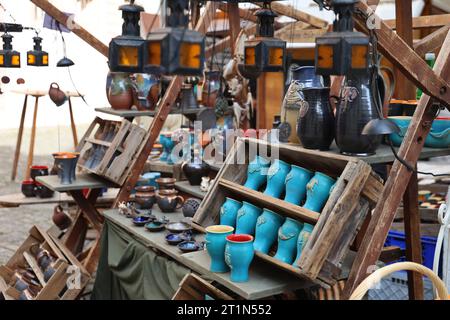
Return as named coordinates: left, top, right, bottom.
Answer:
left=48, top=82, right=67, bottom=107
left=235, top=202, right=262, bottom=235
left=205, top=225, right=234, bottom=273
left=225, top=234, right=254, bottom=283
left=296, top=87, right=335, bottom=150
left=253, top=209, right=285, bottom=254
left=202, top=71, right=222, bottom=108
left=335, top=73, right=383, bottom=156
left=293, top=223, right=314, bottom=266
left=54, top=154, right=76, bottom=185
left=108, top=72, right=133, bottom=110
left=129, top=73, right=160, bottom=110
left=243, top=155, right=271, bottom=191
left=219, top=198, right=242, bottom=228
left=284, top=165, right=313, bottom=205
left=280, top=66, right=327, bottom=143
left=263, top=159, right=291, bottom=198
left=303, top=172, right=336, bottom=212
left=274, top=218, right=303, bottom=264
left=182, top=160, right=210, bottom=186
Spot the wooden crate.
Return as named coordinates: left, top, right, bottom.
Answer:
left=77, top=117, right=147, bottom=185
left=172, top=273, right=234, bottom=300
left=0, top=226, right=90, bottom=300
left=193, top=138, right=383, bottom=287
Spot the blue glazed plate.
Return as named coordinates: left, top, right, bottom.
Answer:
left=132, top=215, right=153, bottom=227
left=145, top=221, right=165, bottom=232
left=178, top=241, right=201, bottom=253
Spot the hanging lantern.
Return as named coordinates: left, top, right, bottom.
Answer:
left=144, top=0, right=205, bottom=76
left=109, top=0, right=145, bottom=73
left=242, top=4, right=286, bottom=76
left=27, top=35, right=48, bottom=67
left=315, top=0, right=369, bottom=76
left=0, top=34, right=20, bottom=68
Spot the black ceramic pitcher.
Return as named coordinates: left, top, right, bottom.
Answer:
left=335, top=73, right=382, bottom=156
left=296, top=87, right=335, bottom=150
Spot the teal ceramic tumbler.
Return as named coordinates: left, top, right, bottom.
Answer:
left=219, top=197, right=242, bottom=228
left=274, top=218, right=303, bottom=264
left=284, top=165, right=313, bottom=205
left=292, top=223, right=314, bottom=267
left=243, top=155, right=271, bottom=191
left=253, top=209, right=285, bottom=254
left=263, top=159, right=291, bottom=198
left=205, top=225, right=235, bottom=273
left=235, top=201, right=262, bottom=235
left=303, top=172, right=336, bottom=212
left=225, top=234, right=254, bottom=283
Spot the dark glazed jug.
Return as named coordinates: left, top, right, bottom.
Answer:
left=48, top=83, right=67, bottom=107
left=335, top=74, right=382, bottom=156
left=296, top=87, right=335, bottom=150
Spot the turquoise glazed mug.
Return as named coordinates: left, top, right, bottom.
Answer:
left=225, top=234, right=254, bottom=283
left=235, top=201, right=262, bottom=235
left=205, top=225, right=235, bottom=273
left=159, top=134, right=169, bottom=162
left=303, top=172, right=336, bottom=212
left=263, top=159, right=291, bottom=198
left=293, top=223, right=314, bottom=267
left=243, top=155, right=271, bottom=191
left=284, top=165, right=313, bottom=205
left=219, top=197, right=242, bottom=228
left=274, top=218, right=303, bottom=264
left=253, top=208, right=285, bottom=254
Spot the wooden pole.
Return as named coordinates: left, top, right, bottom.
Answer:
left=25, top=96, right=39, bottom=180
left=30, top=0, right=108, bottom=57
left=11, top=95, right=28, bottom=181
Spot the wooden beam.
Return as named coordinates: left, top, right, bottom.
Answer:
left=114, top=2, right=218, bottom=206
left=354, top=2, right=450, bottom=109
left=414, top=25, right=450, bottom=57
left=343, top=29, right=450, bottom=299
left=385, top=14, right=450, bottom=30
left=256, top=1, right=328, bottom=29
left=30, top=0, right=108, bottom=57
left=227, top=3, right=241, bottom=55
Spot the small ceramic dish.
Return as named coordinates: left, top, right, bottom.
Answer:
left=132, top=215, right=153, bottom=227
left=165, top=232, right=192, bottom=245
left=165, top=222, right=192, bottom=233
left=145, top=221, right=165, bottom=232
left=178, top=241, right=201, bottom=253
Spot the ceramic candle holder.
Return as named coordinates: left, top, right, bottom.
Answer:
left=274, top=218, right=303, bottom=264
left=235, top=201, right=262, bottom=235
left=303, top=172, right=336, bottom=212
left=219, top=197, right=242, bottom=228
left=243, top=155, right=271, bottom=191
left=284, top=165, right=313, bottom=205
left=205, top=225, right=234, bottom=273
left=225, top=234, right=254, bottom=283
left=293, top=223, right=314, bottom=267
left=263, top=159, right=291, bottom=198
left=253, top=208, right=285, bottom=254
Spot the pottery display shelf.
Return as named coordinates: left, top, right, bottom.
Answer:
left=35, top=173, right=118, bottom=274
left=193, top=137, right=385, bottom=287
left=103, top=208, right=308, bottom=300
left=144, top=160, right=185, bottom=181
left=94, top=107, right=157, bottom=118
left=175, top=180, right=205, bottom=199
left=9, top=88, right=84, bottom=182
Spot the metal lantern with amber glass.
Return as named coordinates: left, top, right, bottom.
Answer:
left=242, top=5, right=286, bottom=75
left=0, top=33, right=20, bottom=68
left=109, top=0, right=145, bottom=73
left=315, top=0, right=369, bottom=76
left=145, top=0, right=205, bottom=76
left=27, top=36, right=48, bottom=67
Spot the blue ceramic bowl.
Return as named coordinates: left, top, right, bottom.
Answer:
left=178, top=241, right=201, bottom=253
left=389, top=116, right=450, bottom=148
left=132, top=215, right=153, bottom=227
left=145, top=221, right=165, bottom=232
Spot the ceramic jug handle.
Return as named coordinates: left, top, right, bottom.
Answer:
left=50, top=82, right=60, bottom=89
left=176, top=196, right=184, bottom=209
left=428, top=128, right=450, bottom=139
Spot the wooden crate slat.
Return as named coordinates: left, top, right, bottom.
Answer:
left=22, top=251, right=47, bottom=286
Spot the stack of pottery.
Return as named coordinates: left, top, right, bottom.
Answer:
left=281, top=66, right=326, bottom=143
left=52, top=152, right=79, bottom=185
left=156, top=177, right=176, bottom=190
left=156, top=189, right=184, bottom=213
left=22, top=165, right=53, bottom=198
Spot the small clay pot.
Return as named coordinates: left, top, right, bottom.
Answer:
left=182, top=198, right=201, bottom=218
left=21, top=180, right=36, bottom=197
left=52, top=205, right=72, bottom=230
left=182, top=161, right=210, bottom=186
left=156, top=177, right=177, bottom=190
left=156, top=189, right=184, bottom=213
left=30, top=165, right=48, bottom=182
left=34, top=182, right=54, bottom=198
left=134, top=186, right=156, bottom=209
left=49, top=82, right=67, bottom=107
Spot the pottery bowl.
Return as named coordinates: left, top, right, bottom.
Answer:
left=156, top=177, right=177, bottom=189
left=165, top=232, right=192, bottom=245
left=145, top=220, right=165, bottom=232
left=132, top=215, right=153, bottom=227
left=21, top=180, right=36, bottom=197
left=178, top=241, right=201, bottom=253
left=165, top=222, right=192, bottom=233
left=30, top=165, right=49, bottom=182
left=34, top=182, right=55, bottom=199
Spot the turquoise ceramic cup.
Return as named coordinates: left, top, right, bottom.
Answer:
left=235, top=201, right=262, bottom=235
left=253, top=209, right=285, bottom=254
left=263, top=159, right=291, bottom=198
left=219, top=197, right=242, bottom=228
left=159, top=134, right=169, bottom=162
left=225, top=234, right=254, bottom=283
left=274, top=218, right=304, bottom=264
left=243, top=155, right=271, bottom=191
left=284, top=165, right=313, bottom=205
left=292, top=223, right=314, bottom=267
left=303, top=172, right=336, bottom=212
left=205, top=225, right=235, bottom=273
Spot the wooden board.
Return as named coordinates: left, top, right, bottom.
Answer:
left=95, top=108, right=157, bottom=118
left=175, top=181, right=206, bottom=199
left=103, top=209, right=309, bottom=300
left=36, top=174, right=117, bottom=193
